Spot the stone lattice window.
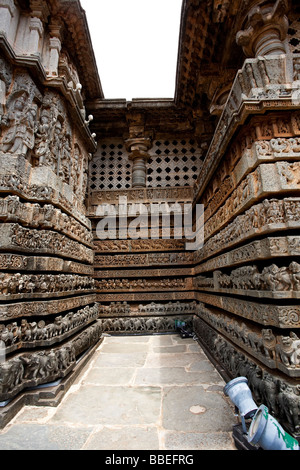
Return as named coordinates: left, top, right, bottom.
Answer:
left=288, top=17, right=300, bottom=53
left=89, top=140, right=132, bottom=191
left=147, top=139, right=203, bottom=188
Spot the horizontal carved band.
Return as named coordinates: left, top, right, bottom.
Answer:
left=94, top=238, right=186, bottom=253
left=0, top=223, right=94, bottom=264
left=0, top=156, right=91, bottom=230
left=204, top=161, right=300, bottom=234
left=193, top=316, right=300, bottom=434
left=98, top=315, right=193, bottom=334
left=0, top=294, right=97, bottom=322
left=196, top=303, right=300, bottom=377
left=96, top=292, right=195, bottom=303
left=0, top=321, right=102, bottom=401
left=195, top=292, right=300, bottom=328
left=0, top=272, right=95, bottom=300
left=88, top=186, right=193, bottom=207
left=0, top=253, right=94, bottom=275
left=96, top=277, right=193, bottom=292
left=0, top=196, right=93, bottom=248
left=195, top=236, right=300, bottom=274
left=99, top=300, right=197, bottom=317
left=94, top=251, right=194, bottom=268
left=195, top=261, right=300, bottom=299
left=196, top=197, right=300, bottom=264
left=0, top=303, right=99, bottom=354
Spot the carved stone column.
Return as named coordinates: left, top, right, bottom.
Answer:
left=47, top=19, right=63, bottom=76
left=28, top=0, right=50, bottom=55
left=125, top=113, right=152, bottom=188
left=236, top=0, right=289, bottom=57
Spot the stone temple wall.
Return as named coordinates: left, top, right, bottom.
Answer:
left=0, top=0, right=101, bottom=426
left=1, top=0, right=300, bottom=440
left=193, top=38, right=300, bottom=439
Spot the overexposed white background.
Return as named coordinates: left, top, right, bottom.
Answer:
left=81, top=0, right=182, bottom=100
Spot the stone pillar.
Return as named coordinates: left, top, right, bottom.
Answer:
left=126, top=139, right=151, bottom=188
left=28, top=0, right=49, bottom=55
left=236, top=0, right=289, bottom=57
left=47, top=19, right=63, bottom=76
left=125, top=113, right=152, bottom=188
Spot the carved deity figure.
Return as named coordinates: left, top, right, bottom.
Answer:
left=1, top=92, right=37, bottom=158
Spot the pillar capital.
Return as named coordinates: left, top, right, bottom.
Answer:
left=236, top=0, right=289, bottom=57
left=124, top=113, right=153, bottom=188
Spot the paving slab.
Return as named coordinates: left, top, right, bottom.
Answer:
left=0, top=334, right=237, bottom=450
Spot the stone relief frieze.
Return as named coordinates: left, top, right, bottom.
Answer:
left=201, top=136, right=300, bottom=222
left=195, top=236, right=300, bottom=274
left=195, top=292, right=300, bottom=329
left=98, top=301, right=197, bottom=317
left=0, top=223, right=93, bottom=264
left=98, top=315, right=193, bottom=335
left=193, top=316, right=300, bottom=434
left=196, top=197, right=300, bottom=264
left=96, top=291, right=195, bottom=303
left=88, top=186, right=193, bottom=207
left=94, top=251, right=194, bottom=268
left=0, top=195, right=93, bottom=247
left=195, top=261, right=300, bottom=299
left=0, top=294, right=97, bottom=322
left=96, top=267, right=193, bottom=279
left=96, top=277, right=191, bottom=292
left=0, top=253, right=93, bottom=276
left=194, top=55, right=300, bottom=202
left=196, top=303, right=300, bottom=377
left=203, top=162, right=300, bottom=232
left=0, top=303, right=99, bottom=354
left=0, top=272, right=95, bottom=300
left=0, top=321, right=102, bottom=401
left=94, top=238, right=186, bottom=253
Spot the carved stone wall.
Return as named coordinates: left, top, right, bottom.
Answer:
left=2, top=0, right=300, bottom=440
left=0, top=0, right=101, bottom=423
left=192, top=1, right=300, bottom=437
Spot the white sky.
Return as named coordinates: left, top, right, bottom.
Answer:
left=81, top=0, right=183, bottom=100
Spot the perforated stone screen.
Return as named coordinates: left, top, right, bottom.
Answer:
left=89, top=140, right=132, bottom=191
left=147, top=138, right=204, bottom=188
left=89, top=138, right=204, bottom=191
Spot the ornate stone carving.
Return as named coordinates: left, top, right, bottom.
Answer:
left=196, top=292, right=300, bottom=328
left=0, top=321, right=102, bottom=401
left=0, top=303, right=99, bottom=353
left=0, top=223, right=93, bottom=264
left=196, top=303, right=300, bottom=376
left=193, top=316, right=300, bottom=434
left=236, top=1, right=289, bottom=57
left=0, top=272, right=95, bottom=299
left=98, top=315, right=193, bottom=335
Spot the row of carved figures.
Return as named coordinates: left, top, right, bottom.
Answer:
left=98, top=316, right=192, bottom=333
left=0, top=195, right=93, bottom=245
left=210, top=262, right=300, bottom=292
left=0, top=322, right=102, bottom=398
left=98, top=301, right=197, bottom=316
left=197, top=307, right=300, bottom=369
left=0, top=273, right=95, bottom=296
left=193, top=317, right=300, bottom=433
left=0, top=304, right=99, bottom=349
left=0, top=84, right=90, bottom=193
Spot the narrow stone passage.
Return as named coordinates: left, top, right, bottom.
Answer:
left=0, top=334, right=237, bottom=450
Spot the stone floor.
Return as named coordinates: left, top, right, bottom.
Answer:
left=0, top=334, right=237, bottom=450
